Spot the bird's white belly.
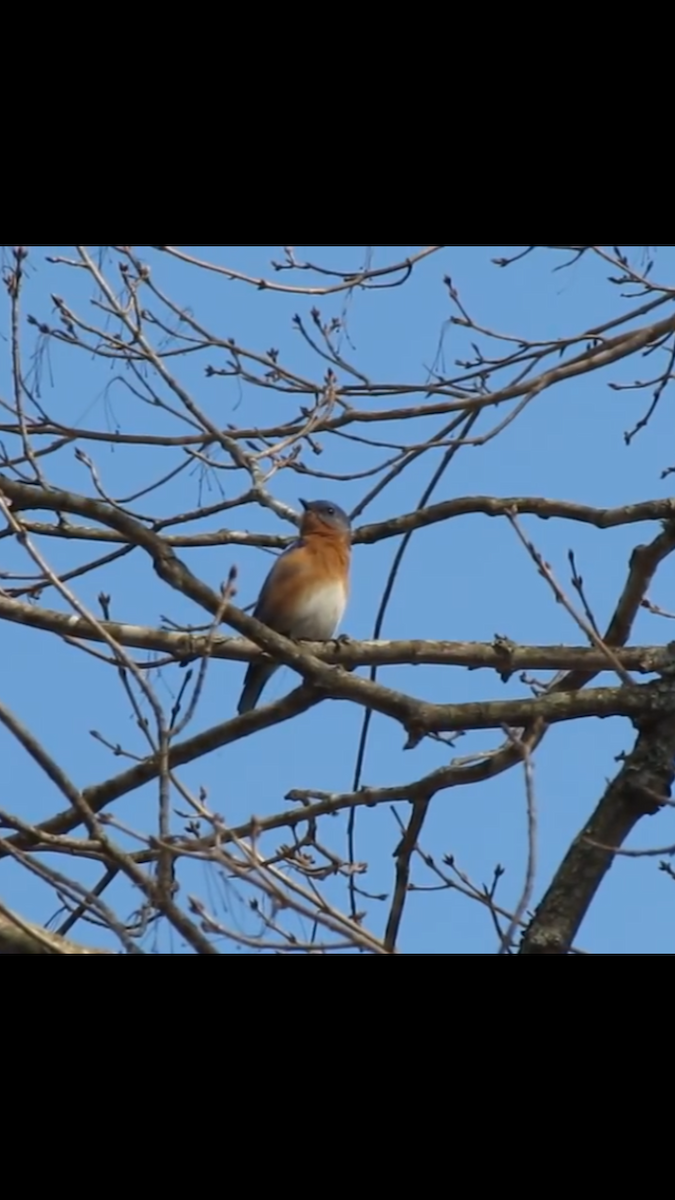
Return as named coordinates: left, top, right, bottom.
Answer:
left=290, top=581, right=347, bottom=640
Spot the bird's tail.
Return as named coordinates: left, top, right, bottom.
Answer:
left=237, top=662, right=279, bottom=714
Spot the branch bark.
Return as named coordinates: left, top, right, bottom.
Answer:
left=0, top=592, right=673, bottom=673
left=519, top=684, right=675, bottom=954
left=0, top=906, right=113, bottom=954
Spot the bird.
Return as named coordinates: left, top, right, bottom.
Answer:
left=237, top=498, right=352, bottom=714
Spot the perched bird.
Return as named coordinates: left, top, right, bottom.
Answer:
left=237, top=499, right=352, bottom=714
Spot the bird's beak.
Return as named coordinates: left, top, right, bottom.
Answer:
left=299, top=498, right=309, bottom=511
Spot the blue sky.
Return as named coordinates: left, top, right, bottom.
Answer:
left=1, top=245, right=674, bottom=953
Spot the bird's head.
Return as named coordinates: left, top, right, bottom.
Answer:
left=299, top=498, right=351, bottom=539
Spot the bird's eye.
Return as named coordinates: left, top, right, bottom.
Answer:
left=326, top=506, right=335, bottom=516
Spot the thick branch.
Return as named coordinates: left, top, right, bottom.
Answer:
left=0, top=593, right=673, bottom=673
left=2, top=677, right=672, bottom=864
left=0, top=907, right=112, bottom=954
left=7, top=493, right=675, bottom=552
left=519, top=689, right=675, bottom=954
left=357, top=495, right=675, bottom=544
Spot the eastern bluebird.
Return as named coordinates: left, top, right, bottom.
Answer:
left=237, top=498, right=352, bottom=714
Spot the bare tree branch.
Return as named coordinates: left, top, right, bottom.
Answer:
left=2, top=245, right=674, bottom=953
